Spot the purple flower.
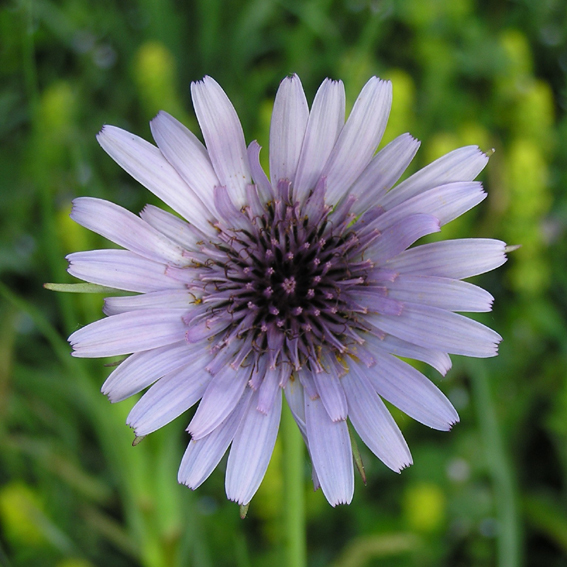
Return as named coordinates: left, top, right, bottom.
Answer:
left=67, top=75, right=506, bottom=506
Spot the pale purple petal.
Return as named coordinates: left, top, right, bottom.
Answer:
left=343, top=366, right=412, bottom=471
left=140, top=205, right=202, bottom=251
left=355, top=291, right=404, bottom=316
left=67, top=250, right=183, bottom=293
left=312, top=369, right=348, bottom=422
left=366, top=213, right=441, bottom=262
left=373, top=182, right=486, bottom=230
left=294, top=79, right=345, bottom=200
left=247, top=141, right=274, bottom=202
left=387, top=275, right=494, bottom=312
left=150, top=111, right=219, bottom=213
left=361, top=333, right=452, bottom=376
left=104, top=290, right=196, bottom=316
left=284, top=379, right=307, bottom=435
left=71, top=197, right=189, bottom=266
left=188, top=365, right=250, bottom=440
left=226, top=388, right=282, bottom=505
left=102, top=342, right=199, bottom=402
left=179, top=388, right=253, bottom=489
left=382, top=145, right=489, bottom=209
left=368, top=304, right=501, bottom=357
left=305, top=396, right=353, bottom=506
left=69, top=309, right=187, bottom=358
left=269, top=74, right=309, bottom=186
left=349, top=133, right=421, bottom=213
left=127, top=362, right=212, bottom=436
left=361, top=354, right=459, bottom=430
left=324, top=77, right=392, bottom=204
left=191, top=76, right=251, bottom=206
left=385, top=239, right=507, bottom=279
left=96, top=126, right=215, bottom=235
left=284, top=380, right=322, bottom=490
left=257, top=367, right=282, bottom=415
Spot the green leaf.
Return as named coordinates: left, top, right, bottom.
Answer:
left=44, top=283, right=118, bottom=294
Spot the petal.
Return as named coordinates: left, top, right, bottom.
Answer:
left=104, top=290, right=196, bottom=316
left=362, top=353, right=459, bottom=430
left=285, top=379, right=321, bottom=492
left=127, top=362, right=212, bottom=436
left=368, top=303, right=501, bottom=358
left=150, top=111, right=219, bottom=213
left=312, top=369, right=348, bottom=422
left=324, top=77, right=392, bottom=204
left=373, top=182, right=486, bottom=230
left=140, top=205, right=202, bottom=250
left=101, top=342, right=197, bottom=402
left=226, top=388, right=282, bottom=505
left=96, top=126, right=215, bottom=236
left=67, top=250, right=183, bottom=293
left=294, top=79, right=346, bottom=200
left=284, top=379, right=307, bottom=434
left=355, top=291, right=404, bottom=316
left=257, top=367, right=282, bottom=415
left=349, top=133, right=421, bottom=213
left=71, top=197, right=188, bottom=266
left=191, top=76, right=251, bottom=206
left=343, top=366, right=412, bottom=471
left=69, top=309, right=187, bottom=358
left=178, top=388, right=253, bottom=489
left=247, top=141, right=274, bottom=202
left=361, top=332, right=452, bottom=376
left=366, top=213, right=441, bottom=262
left=382, top=145, right=489, bottom=209
left=385, top=239, right=507, bottom=279
left=269, top=74, right=309, bottom=185
left=305, top=396, right=353, bottom=506
left=387, top=275, right=494, bottom=312
left=188, top=365, right=250, bottom=440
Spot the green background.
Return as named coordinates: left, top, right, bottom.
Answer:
left=1, top=0, right=567, bottom=565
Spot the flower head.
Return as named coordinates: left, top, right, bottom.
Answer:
left=68, top=75, right=506, bottom=506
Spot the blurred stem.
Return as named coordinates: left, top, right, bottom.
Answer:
left=22, top=0, right=39, bottom=114
left=469, top=360, right=522, bottom=567
left=0, top=541, right=13, bottom=567
left=282, top=401, right=306, bottom=567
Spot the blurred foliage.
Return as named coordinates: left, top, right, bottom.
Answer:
left=1, top=0, right=567, bottom=565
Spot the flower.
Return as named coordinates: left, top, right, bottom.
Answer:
left=67, top=75, right=506, bottom=507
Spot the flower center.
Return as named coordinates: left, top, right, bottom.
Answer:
left=189, top=182, right=375, bottom=372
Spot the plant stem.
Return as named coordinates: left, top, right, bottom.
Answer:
left=282, top=401, right=306, bottom=567
left=469, top=360, right=522, bottom=567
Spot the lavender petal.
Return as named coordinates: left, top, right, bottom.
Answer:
left=191, top=76, right=251, bottom=206
left=178, top=388, right=253, bottom=489
left=385, top=239, right=507, bottom=279
left=188, top=365, right=250, bottom=440
left=96, top=126, right=215, bottom=236
left=127, top=362, right=212, bottom=436
left=226, top=388, right=282, bottom=505
left=305, top=396, right=353, bottom=506
left=69, top=309, right=188, bottom=358
left=343, top=366, right=412, bottom=472
left=382, top=145, right=489, bottom=209
left=358, top=354, right=459, bottom=430
left=150, top=111, right=219, bottom=214
left=368, top=303, right=502, bottom=358
left=349, top=133, right=421, bottom=213
left=269, top=74, right=309, bottom=186
left=101, top=342, right=199, bottom=402
left=324, top=77, right=392, bottom=204
left=294, top=79, right=346, bottom=200
left=67, top=250, right=183, bottom=293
